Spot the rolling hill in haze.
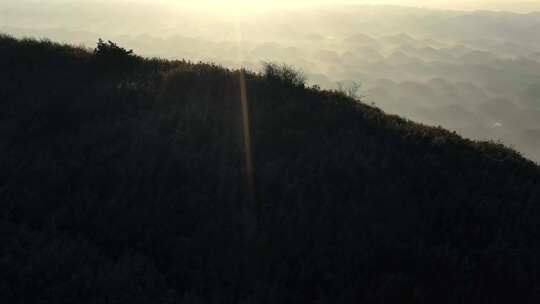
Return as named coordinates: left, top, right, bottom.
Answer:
left=2, top=35, right=540, bottom=303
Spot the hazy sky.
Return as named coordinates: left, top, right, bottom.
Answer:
left=3, top=0, right=540, bottom=13
left=150, top=0, right=540, bottom=12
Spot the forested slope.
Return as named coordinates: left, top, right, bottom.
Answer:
left=1, top=35, right=540, bottom=303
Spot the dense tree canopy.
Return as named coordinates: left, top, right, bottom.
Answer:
left=1, top=35, right=540, bottom=303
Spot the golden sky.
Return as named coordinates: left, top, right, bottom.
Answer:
left=3, top=1, right=539, bottom=13
left=160, top=0, right=540, bottom=12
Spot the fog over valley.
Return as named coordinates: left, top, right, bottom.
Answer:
left=2, top=1, right=540, bottom=161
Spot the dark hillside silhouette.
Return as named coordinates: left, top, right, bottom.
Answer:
left=1, top=35, right=540, bottom=303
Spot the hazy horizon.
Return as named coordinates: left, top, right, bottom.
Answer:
left=3, top=0, right=540, bottom=13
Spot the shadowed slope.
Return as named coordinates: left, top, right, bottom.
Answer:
left=1, top=35, right=540, bottom=303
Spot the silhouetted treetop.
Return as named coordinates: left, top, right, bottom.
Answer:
left=262, top=62, right=307, bottom=88
left=95, top=38, right=133, bottom=58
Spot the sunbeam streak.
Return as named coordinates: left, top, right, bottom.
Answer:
left=234, top=12, right=258, bottom=234
left=239, top=70, right=255, bottom=203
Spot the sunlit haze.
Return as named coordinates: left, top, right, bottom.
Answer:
left=212, top=0, right=538, bottom=12
left=3, top=0, right=540, bottom=13
left=151, top=0, right=540, bottom=12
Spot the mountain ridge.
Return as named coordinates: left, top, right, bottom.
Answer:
left=1, top=34, right=540, bottom=303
